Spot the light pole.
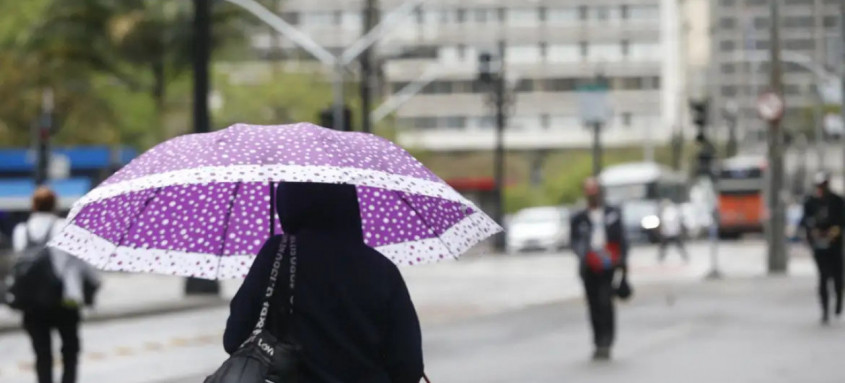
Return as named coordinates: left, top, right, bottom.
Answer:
left=35, top=89, right=54, bottom=186
left=478, top=41, right=508, bottom=252
left=186, top=0, right=220, bottom=295
left=765, top=0, right=787, bottom=274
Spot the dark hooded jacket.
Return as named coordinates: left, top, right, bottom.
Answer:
left=223, top=182, right=424, bottom=383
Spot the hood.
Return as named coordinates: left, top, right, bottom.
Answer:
left=275, top=182, right=363, bottom=241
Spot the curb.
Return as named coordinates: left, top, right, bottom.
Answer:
left=0, top=297, right=228, bottom=335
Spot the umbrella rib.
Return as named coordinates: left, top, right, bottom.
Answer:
left=104, top=187, right=163, bottom=271
left=215, top=182, right=243, bottom=277
left=393, top=191, right=457, bottom=257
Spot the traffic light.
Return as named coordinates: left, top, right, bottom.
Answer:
left=318, top=106, right=353, bottom=131
left=690, top=100, right=709, bottom=129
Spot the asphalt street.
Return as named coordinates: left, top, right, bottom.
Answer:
left=0, top=239, right=838, bottom=383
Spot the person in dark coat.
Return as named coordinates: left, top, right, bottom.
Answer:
left=569, top=178, right=629, bottom=361
left=223, top=182, right=424, bottom=382
left=801, top=172, right=845, bottom=324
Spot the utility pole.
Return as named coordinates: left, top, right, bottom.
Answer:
left=840, top=0, right=845, bottom=188
left=766, top=0, right=787, bottom=274
left=360, top=0, right=378, bottom=133
left=592, top=122, right=602, bottom=176
left=187, top=0, right=220, bottom=295
left=478, top=41, right=507, bottom=252
left=493, top=41, right=507, bottom=252
left=35, top=89, right=54, bottom=186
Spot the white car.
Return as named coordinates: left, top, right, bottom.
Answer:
left=506, top=206, right=570, bottom=253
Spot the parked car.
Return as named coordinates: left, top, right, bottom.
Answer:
left=506, top=206, right=570, bottom=253
left=621, top=200, right=661, bottom=244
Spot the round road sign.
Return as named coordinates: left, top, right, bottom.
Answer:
left=757, top=91, right=784, bottom=122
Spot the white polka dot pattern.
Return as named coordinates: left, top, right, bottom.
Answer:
left=50, top=123, right=502, bottom=279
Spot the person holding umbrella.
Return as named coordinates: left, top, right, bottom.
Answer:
left=48, top=123, right=501, bottom=382
left=223, top=182, right=424, bottom=382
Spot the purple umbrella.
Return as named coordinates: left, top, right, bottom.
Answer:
left=50, top=123, right=501, bottom=279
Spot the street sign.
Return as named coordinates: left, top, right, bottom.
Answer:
left=577, top=82, right=610, bottom=125
left=757, top=91, right=784, bottom=122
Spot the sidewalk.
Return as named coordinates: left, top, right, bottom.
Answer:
left=0, top=239, right=815, bottom=332
left=424, top=274, right=844, bottom=383
left=0, top=274, right=240, bottom=333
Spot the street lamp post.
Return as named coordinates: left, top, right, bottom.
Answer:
left=765, top=0, right=787, bottom=274
left=478, top=41, right=508, bottom=252
left=186, top=0, right=221, bottom=296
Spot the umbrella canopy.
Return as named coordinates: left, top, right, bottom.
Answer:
left=50, top=123, right=501, bottom=279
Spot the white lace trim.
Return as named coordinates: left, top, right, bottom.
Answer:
left=49, top=212, right=502, bottom=279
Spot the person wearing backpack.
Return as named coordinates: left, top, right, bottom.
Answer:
left=570, top=178, right=631, bottom=361
left=10, top=187, right=100, bottom=383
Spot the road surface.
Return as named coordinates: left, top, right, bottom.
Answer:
left=0, top=239, right=836, bottom=383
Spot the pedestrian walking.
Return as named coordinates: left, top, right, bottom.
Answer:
left=9, top=187, right=100, bottom=383
left=222, top=182, right=425, bottom=382
left=658, top=199, right=689, bottom=263
left=801, top=172, right=845, bottom=324
left=570, top=178, right=630, bottom=361
left=49, top=124, right=499, bottom=383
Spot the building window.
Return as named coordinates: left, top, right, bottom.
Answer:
left=720, top=0, right=736, bottom=5
left=507, top=8, right=539, bottom=26
left=539, top=6, right=547, bottom=22
left=721, top=63, right=736, bottom=74
left=785, top=0, right=813, bottom=5
left=722, top=86, right=737, bottom=97
left=547, top=7, right=578, bottom=24
left=457, top=8, right=467, bottom=23
left=783, top=16, right=814, bottom=28
left=621, top=39, right=630, bottom=57
left=595, top=6, right=610, bottom=21
left=720, top=40, right=736, bottom=52
left=784, top=39, right=814, bottom=50
left=629, top=5, right=659, bottom=21
left=579, top=41, right=588, bottom=60
left=546, top=78, right=577, bottom=92
left=754, top=17, right=769, bottom=29
left=629, top=42, right=661, bottom=61
left=516, top=79, right=535, bottom=92
left=506, top=45, right=542, bottom=63
left=578, top=5, right=588, bottom=21
left=719, top=18, right=737, bottom=29
left=548, top=44, right=580, bottom=62
left=620, top=4, right=629, bottom=20
left=589, top=43, right=622, bottom=62
left=539, top=42, right=547, bottom=60
left=755, top=40, right=770, bottom=50
left=497, top=7, right=506, bottom=23
left=622, top=112, right=632, bottom=127
left=300, top=12, right=335, bottom=28
left=474, top=8, right=488, bottom=23
left=824, top=16, right=838, bottom=28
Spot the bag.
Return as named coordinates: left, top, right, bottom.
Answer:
left=585, top=242, right=622, bottom=274
left=205, top=235, right=302, bottom=383
left=5, top=220, right=63, bottom=311
left=614, top=275, right=633, bottom=300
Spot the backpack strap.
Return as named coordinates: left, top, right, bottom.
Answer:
left=24, top=217, right=58, bottom=248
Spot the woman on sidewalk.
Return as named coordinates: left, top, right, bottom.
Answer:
left=12, top=187, right=100, bottom=383
left=223, top=182, right=425, bottom=382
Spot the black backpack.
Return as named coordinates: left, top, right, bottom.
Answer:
left=5, top=220, right=64, bottom=311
